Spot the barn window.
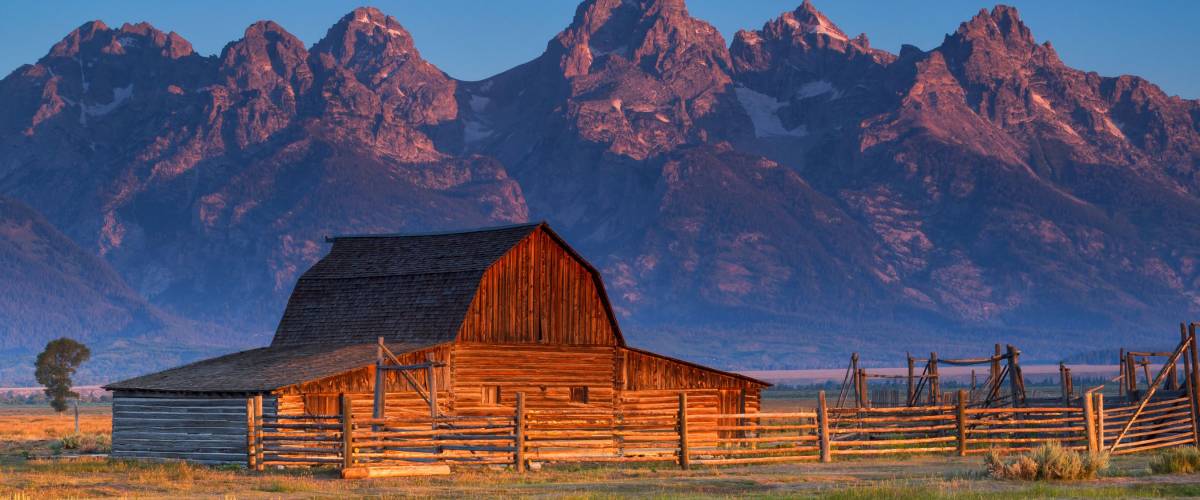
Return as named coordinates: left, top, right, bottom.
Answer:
left=482, top=385, right=502, bottom=406
left=570, top=386, right=589, bottom=404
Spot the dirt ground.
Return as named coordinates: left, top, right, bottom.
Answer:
left=3, top=404, right=1200, bottom=498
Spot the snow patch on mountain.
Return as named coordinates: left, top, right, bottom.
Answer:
left=735, top=86, right=807, bottom=138
left=795, top=80, right=839, bottom=99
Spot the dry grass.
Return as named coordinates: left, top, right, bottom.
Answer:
left=0, top=405, right=110, bottom=458
left=984, top=443, right=1109, bottom=481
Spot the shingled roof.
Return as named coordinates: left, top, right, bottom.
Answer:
left=271, top=223, right=542, bottom=347
left=107, top=221, right=633, bottom=392
left=104, top=341, right=443, bottom=393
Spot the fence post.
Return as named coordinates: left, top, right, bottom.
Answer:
left=956, top=389, right=967, bottom=457
left=817, top=391, right=831, bottom=463
left=246, top=397, right=256, bottom=470
left=340, top=393, right=354, bottom=470
left=678, top=392, right=690, bottom=470
left=1190, top=324, right=1200, bottom=446
left=515, top=392, right=526, bottom=473
left=253, top=395, right=264, bottom=471
left=1083, top=391, right=1097, bottom=454
left=1094, top=392, right=1105, bottom=452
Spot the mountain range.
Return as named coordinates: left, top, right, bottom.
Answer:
left=1, top=0, right=1198, bottom=384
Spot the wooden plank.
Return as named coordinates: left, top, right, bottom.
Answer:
left=341, top=465, right=451, bottom=479
left=678, top=392, right=689, bottom=470
left=516, top=392, right=526, bottom=473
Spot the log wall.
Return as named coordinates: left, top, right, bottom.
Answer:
left=457, top=229, right=617, bottom=346
left=111, top=393, right=276, bottom=464
left=451, top=343, right=617, bottom=414
left=275, top=344, right=453, bottom=418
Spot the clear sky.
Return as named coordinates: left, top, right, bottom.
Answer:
left=3, top=1, right=1197, bottom=98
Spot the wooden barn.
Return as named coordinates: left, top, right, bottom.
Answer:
left=104, top=222, right=768, bottom=464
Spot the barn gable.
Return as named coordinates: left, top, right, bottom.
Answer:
left=271, top=223, right=541, bottom=347
left=272, top=222, right=623, bottom=348
left=457, top=226, right=624, bottom=346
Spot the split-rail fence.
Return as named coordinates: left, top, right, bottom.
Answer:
left=242, top=387, right=1199, bottom=476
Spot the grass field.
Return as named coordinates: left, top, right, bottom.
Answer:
left=3, top=404, right=1200, bottom=498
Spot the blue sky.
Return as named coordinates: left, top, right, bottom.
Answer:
left=3, top=1, right=1197, bottom=98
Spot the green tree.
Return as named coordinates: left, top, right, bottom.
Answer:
left=34, top=338, right=90, bottom=412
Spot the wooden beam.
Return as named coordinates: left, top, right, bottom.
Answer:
left=930, top=352, right=940, bottom=405
left=906, top=354, right=915, bottom=407
left=245, top=398, right=256, bottom=470
left=1083, top=390, right=1097, bottom=454
left=341, top=393, right=353, bottom=470
left=817, top=391, right=831, bottom=463
left=515, top=392, right=526, bottom=473
left=253, top=395, right=263, bottom=471
left=1191, top=323, right=1200, bottom=446
left=678, top=392, right=690, bottom=470
left=956, top=389, right=967, bottom=456
left=426, top=356, right=439, bottom=419
left=1094, top=392, right=1105, bottom=451
left=374, top=337, right=385, bottom=422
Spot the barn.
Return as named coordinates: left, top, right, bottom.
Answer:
left=104, top=222, right=768, bottom=464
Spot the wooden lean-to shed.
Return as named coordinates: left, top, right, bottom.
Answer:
left=104, top=222, right=768, bottom=464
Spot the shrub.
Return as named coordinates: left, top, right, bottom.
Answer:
left=984, top=443, right=1108, bottom=481
left=1149, top=447, right=1200, bottom=474
left=56, top=433, right=112, bottom=454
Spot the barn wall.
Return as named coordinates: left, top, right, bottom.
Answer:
left=457, top=229, right=617, bottom=346
left=450, top=343, right=617, bottom=414
left=111, top=392, right=275, bottom=464
left=618, top=348, right=763, bottom=391
left=274, top=344, right=452, bottom=418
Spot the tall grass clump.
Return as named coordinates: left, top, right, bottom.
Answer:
left=984, top=442, right=1109, bottom=480
left=1149, top=446, right=1200, bottom=474
left=51, top=433, right=112, bottom=454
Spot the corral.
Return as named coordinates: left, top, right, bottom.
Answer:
left=101, top=222, right=1200, bottom=478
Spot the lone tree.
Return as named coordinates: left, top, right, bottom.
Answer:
left=34, top=338, right=91, bottom=412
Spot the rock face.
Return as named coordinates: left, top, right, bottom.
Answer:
left=1, top=2, right=1199, bottom=377
left=0, top=9, right=527, bottom=338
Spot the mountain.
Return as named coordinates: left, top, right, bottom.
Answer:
left=0, top=10, right=526, bottom=339
left=0, top=197, right=231, bottom=384
left=1, top=2, right=1198, bottom=377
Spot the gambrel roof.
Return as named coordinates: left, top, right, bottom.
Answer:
left=271, top=222, right=624, bottom=347
left=105, top=222, right=634, bottom=392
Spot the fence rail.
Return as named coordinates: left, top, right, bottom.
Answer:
left=244, top=389, right=1200, bottom=474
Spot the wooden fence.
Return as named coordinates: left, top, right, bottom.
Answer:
left=244, top=389, right=1199, bottom=475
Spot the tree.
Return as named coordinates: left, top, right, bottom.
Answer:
left=34, top=338, right=90, bottom=412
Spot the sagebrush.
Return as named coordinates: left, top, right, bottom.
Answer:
left=984, top=442, right=1109, bottom=480
left=1150, top=447, right=1200, bottom=474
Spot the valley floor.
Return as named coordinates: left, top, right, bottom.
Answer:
left=3, top=405, right=1200, bottom=498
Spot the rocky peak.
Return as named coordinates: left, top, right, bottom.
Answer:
left=310, top=7, right=420, bottom=80
left=955, top=5, right=1035, bottom=50
left=553, top=0, right=730, bottom=78
left=48, top=20, right=195, bottom=60
left=219, top=21, right=311, bottom=91
left=785, top=0, right=850, bottom=41
left=939, top=5, right=1060, bottom=79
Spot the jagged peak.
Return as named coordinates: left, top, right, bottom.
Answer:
left=48, top=19, right=194, bottom=59
left=219, top=20, right=309, bottom=76
left=954, top=4, right=1035, bottom=48
left=312, top=6, right=419, bottom=64
left=784, top=0, right=848, bottom=41
left=553, top=0, right=727, bottom=77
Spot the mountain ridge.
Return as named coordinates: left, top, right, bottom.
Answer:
left=0, top=2, right=1198, bottom=381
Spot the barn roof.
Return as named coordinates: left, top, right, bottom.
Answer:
left=271, top=223, right=545, bottom=347
left=104, top=341, right=444, bottom=393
